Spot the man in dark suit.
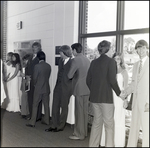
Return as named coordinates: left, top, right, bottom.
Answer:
left=26, top=51, right=51, bottom=127
left=25, top=42, right=42, bottom=121
left=86, top=40, right=121, bottom=147
left=67, top=43, right=90, bottom=140
left=45, top=45, right=73, bottom=132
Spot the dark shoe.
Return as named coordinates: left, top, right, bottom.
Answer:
left=36, top=118, right=42, bottom=122
left=21, top=115, right=26, bottom=118
left=45, top=127, right=57, bottom=132
left=69, top=135, right=84, bottom=140
left=53, top=128, right=64, bottom=132
left=26, top=124, right=35, bottom=127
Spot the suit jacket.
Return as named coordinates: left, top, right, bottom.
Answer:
left=25, top=55, right=39, bottom=86
left=61, top=58, right=73, bottom=94
left=86, top=54, right=121, bottom=103
left=55, top=58, right=64, bottom=87
left=125, top=57, right=149, bottom=111
left=68, top=53, right=90, bottom=96
left=33, top=61, right=51, bottom=95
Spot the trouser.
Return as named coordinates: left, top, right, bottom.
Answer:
left=89, top=103, right=114, bottom=147
left=73, top=95, right=89, bottom=139
left=58, top=90, right=72, bottom=129
left=28, top=83, right=42, bottom=120
left=29, top=93, right=50, bottom=125
left=51, top=84, right=62, bottom=128
left=127, top=103, right=149, bottom=147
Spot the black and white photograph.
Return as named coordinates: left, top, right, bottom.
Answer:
left=1, top=1, right=149, bottom=147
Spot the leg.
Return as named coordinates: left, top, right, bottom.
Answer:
left=36, top=100, right=42, bottom=121
left=141, top=111, right=149, bottom=147
left=51, top=85, right=62, bottom=128
left=27, top=84, right=34, bottom=118
left=29, top=93, right=42, bottom=126
left=58, top=91, right=72, bottom=130
left=127, top=104, right=140, bottom=147
left=89, top=103, right=103, bottom=147
left=102, top=103, right=115, bottom=147
left=42, top=93, right=50, bottom=125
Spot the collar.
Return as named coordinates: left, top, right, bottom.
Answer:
left=140, top=56, right=148, bottom=65
left=64, top=57, right=70, bottom=65
left=39, top=60, right=44, bottom=63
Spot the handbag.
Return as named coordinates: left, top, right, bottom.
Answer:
left=126, top=93, right=133, bottom=111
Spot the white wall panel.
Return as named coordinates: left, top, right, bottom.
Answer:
left=7, top=1, right=79, bottom=124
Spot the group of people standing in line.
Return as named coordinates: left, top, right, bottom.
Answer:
left=1, top=39, right=149, bottom=147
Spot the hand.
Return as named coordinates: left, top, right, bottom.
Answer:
left=144, top=103, right=149, bottom=112
left=26, top=75, right=31, bottom=82
left=119, top=90, right=127, bottom=101
left=20, top=72, right=25, bottom=77
left=123, top=99, right=128, bottom=109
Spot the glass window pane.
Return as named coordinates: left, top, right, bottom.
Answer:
left=85, top=36, right=116, bottom=61
left=124, top=1, right=149, bottom=30
left=123, top=33, right=149, bottom=82
left=87, top=1, right=117, bottom=33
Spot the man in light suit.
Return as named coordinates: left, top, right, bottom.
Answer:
left=68, top=43, right=90, bottom=140
left=86, top=40, right=121, bottom=147
left=26, top=51, right=51, bottom=127
left=121, top=40, right=149, bottom=147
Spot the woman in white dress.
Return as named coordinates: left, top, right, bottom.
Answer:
left=101, top=52, right=129, bottom=147
left=1, top=59, right=6, bottom=105
left=4, top=53, right=21, bottom=112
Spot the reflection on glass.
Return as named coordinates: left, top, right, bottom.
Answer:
left=87, top=1, right=117, bottom=33
left=123, top=34, right=149, bottom=82
left=85, top=36, right=116, bottom=61
left=124, top=1, right=149, bottom=30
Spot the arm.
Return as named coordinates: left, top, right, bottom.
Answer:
left=122, top=69, right=129, bottom=89
left=6, top=64, right=20, bottom=82
left=86, top=62, right=92, bottom=90
left=33, top=65, right=39, bottom=86
left=124, top=64, right=136, bottom=96
left=68, top=59, right=77, bottom=79
left=108, top=59, right=121, bottom=96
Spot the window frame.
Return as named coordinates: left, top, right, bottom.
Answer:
left=78, top=1, right=149, bottom=54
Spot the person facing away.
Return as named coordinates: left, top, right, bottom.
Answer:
left=67, top=43, right=90, bottom=140
left=100, top=52, right=129, bottom=147
left=4, top=52, right=21, bottom=112
left=86, top=40, right=122, bottom=147
left=25, top=42, right=42, bottom=121
left=45, top=45, right=73, bottom=132
left=20, top=54, right=32, bottom=119
left=26, top=51, right=51, bottom=127
left=120, top=40, right=149, bottom=147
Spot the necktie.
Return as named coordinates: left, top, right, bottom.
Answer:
left=138, top=59, right=142, bottom=73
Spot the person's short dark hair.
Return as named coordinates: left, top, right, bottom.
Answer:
left=32, top=42, right=41, bottom=48
left=59, top=45, right=72, bottom=57
left=71, top=43, right=82, bottom=53
left=98, top=40, right=111, bottom=54
left=135, top=40, right=149, bottom=50
left=37, top=51, right=46, bottom=61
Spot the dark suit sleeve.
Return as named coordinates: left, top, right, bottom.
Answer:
left=108, top=59, right=121, bottom=96
left=68, top=59, right=77, bottom=79
left=33, top=65, right=39, bottom=86
left=86, top=61, right=92, bottom=90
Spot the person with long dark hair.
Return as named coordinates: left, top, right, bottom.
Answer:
left=4, top=52, right=21, bottom=112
